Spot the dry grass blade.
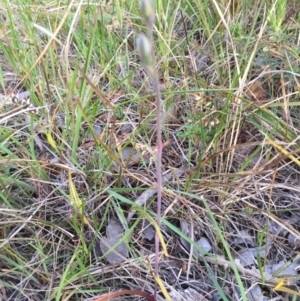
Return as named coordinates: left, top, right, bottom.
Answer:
left=91, top=290, right=156, bottom=301
left=77, top=65, right=115, bottom=110
left=127, top=167, right=185, bottom=222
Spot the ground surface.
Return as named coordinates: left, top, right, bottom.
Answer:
left=0, top=0, right=300, bottom=300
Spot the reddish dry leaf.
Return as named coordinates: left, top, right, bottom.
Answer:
left=91, top=290, right=156, bottom=301
left=245, top=81, right=266, bottom=102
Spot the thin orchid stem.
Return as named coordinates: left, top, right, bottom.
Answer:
left=138, top=1, right=162, bottom=297
left=152, top=68, right=162, bottom=298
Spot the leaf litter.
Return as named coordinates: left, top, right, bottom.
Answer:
left=1, top=2, right=300, bottom=301
left=98, top=218, right=129, bottom=264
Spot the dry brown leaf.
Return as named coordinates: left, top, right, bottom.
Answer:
left=99, top=219, right=129, bottom=264
left=246, top=81, right=266, bottom=102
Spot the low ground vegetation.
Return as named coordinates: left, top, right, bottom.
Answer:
left=0, top=0, right=300, bottom=300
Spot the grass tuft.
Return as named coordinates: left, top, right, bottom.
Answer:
left=0, top=0, right=300, bottom=300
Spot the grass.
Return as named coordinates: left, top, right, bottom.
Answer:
left=0, top=0, right=300, bottom=300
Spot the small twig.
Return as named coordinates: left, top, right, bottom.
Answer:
left=91, top=289, right=156, bottom=301
left=203, top=254, right=280, bottom=285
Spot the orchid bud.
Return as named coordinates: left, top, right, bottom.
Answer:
left=136, top=34, right=152, bottom=66
left=140, top=0, right=155, bottom=27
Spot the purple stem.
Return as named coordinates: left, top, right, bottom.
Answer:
left=152, top=68, right=162, bottom=298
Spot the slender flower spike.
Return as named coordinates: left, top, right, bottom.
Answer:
left=140, top=0, right=155, bottom=27
left=136, top=34, right=152, bottom=67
